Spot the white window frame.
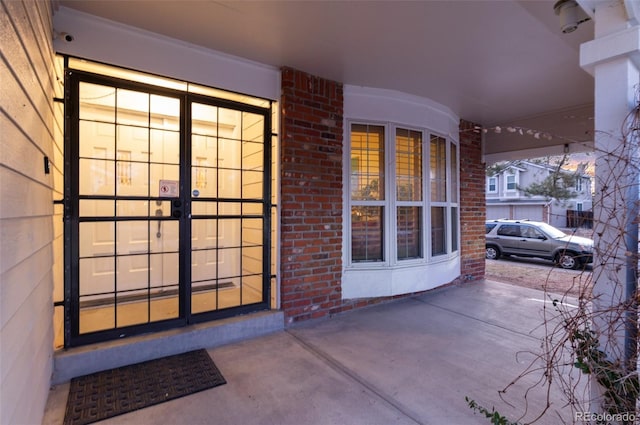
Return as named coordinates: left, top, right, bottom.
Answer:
left=505, top=172, right=517, bottom=193
left=575, top=176, right=583, bottom=192
left=346, top=121, right=459, bottom=268
left=487, top=176, right=498, bottom=193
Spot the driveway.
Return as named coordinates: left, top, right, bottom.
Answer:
left=486, top=256, right=593, bottom=298
left=44, top=280, right=578, bottom=425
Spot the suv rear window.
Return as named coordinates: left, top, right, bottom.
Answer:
left=486, top=223, right=497, bottom=234
left=496, top=224, right=520, bottom=237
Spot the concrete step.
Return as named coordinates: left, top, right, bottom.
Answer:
left=52, top=310, right=284, bottom=384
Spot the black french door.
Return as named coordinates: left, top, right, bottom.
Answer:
left=64, top=69, right=271, bottom=347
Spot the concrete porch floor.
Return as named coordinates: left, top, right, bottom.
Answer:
left=43, top=280, right=581, bottom=425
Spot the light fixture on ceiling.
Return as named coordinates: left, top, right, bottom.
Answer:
left=553, top=0, right=591, bottom=34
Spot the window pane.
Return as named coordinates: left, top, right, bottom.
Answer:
left=451, top=207, right=458, bottom=252
left=507, top=175, right=516, bottom=190
left=450, top=142, right=458, bottom=203
left=488, top=177, right=496, bottom=192
left=431, top=207, right=446, bottom=256
left=351, top=124, right=385, bottom=201
left=430, top=136, right=446, bottom=202
left=396, top=128, right=422, bottom=201
left=397, top=207, right=422, bottom=260
left=351, top=206, right=383, bottom=262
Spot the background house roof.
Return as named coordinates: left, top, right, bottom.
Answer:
left=56, top=0, right=596, bottom=159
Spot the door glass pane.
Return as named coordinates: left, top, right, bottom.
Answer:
left=220, top=137, right=241, bottom=169
left=191, top=249, right=220, bottom=283
left=150, top=252, right=179, bottom=321
left=150, top=95, right=180, bottom=131
left=242, top=218, right=263, bottom=305
left=242, top=141, right=263, bottom=170
left=79, top=82, right=115, bottom=122
left=242, top=170, right=263, bottom=199
left=191, top=218, right=221, bottom=251
left=219, top=169, right=241, bottom=198
left=150, top=220, right=179, bottom=252
left=79, top=222, right=114, bottom=257
left=116, top=200, right=150, bottom=217
left=191, top=154, right=216, bottom=198
left=191, top=201, right=217, bottom=216
left=79, top=256, right=115, bottom=333
left=150, top=163, right=180, bottom=197
left=115, top=254, right=150, bottom=327
left=79, top=158, right=114, bottom=196
left=79, top=200, right=114, bottom=217
left=218, top=202, right=241, bottom=215
left=116, top=221, right=150, bottom=255
left=117, top=125, right=149, bottom=162
left=241, top=274, right=263, bottom=305
left=192, top=103, right=219, bottom=136
left=116, top=89, right=149, bottom=126
left=79, top=121, right=115, bottom=159
left=151, top=129, right=180, bottom=164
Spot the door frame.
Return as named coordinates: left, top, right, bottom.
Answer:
left=63, top=65, right=273, bottom=347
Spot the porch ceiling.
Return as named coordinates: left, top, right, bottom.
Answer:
left=56, top=0, right=596, bottom=159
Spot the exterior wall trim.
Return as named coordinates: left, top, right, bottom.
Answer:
left=53, top=7, right=280, bottom=101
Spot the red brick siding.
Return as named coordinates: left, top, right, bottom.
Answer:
left=280, top=68, right=344, bottom=324
left=279, top=69, right=486, bottom=323
left=458, top=120, right=486, bottom=280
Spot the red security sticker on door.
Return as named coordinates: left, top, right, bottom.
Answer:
left=159, top=180, right=179, bottom=197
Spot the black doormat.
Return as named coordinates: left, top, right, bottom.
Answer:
left=63, top=349, right=226, bottom=425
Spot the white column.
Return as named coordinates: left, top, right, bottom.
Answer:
left=580, top=0, right=640, bottom=413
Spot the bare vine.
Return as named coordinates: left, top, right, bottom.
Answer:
left=469, top=93, right=640, bottom=424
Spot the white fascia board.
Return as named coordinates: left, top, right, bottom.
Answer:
left=53, top=7, right=280, bottom=101
left=580, top=25, right=640, bottom=76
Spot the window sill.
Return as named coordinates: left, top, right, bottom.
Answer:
left=342, top=254, right=460, bottom=299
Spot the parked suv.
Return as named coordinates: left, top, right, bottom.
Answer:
left=485, top=219, right=593, bottom=269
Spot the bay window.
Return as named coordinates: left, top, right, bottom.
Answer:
left=349, top=123, right=458, bottom=265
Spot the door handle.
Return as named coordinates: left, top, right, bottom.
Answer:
left=155, top=208, right=163, bottom=237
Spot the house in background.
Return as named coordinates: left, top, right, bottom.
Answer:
left=2, top=1, right=639, bottom=424
left=486, top=159, right=593, bottom=228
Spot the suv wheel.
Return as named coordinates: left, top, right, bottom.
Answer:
left=556, top=252, right=579, bottom=270
left=486, top=245, right=500, bottom=260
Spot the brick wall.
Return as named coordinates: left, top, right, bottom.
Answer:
left=279, top=70, right=486, bottom=323
left=458, top=120, right=486, bottom=280
left=280, top=68, right=344, bottom=324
